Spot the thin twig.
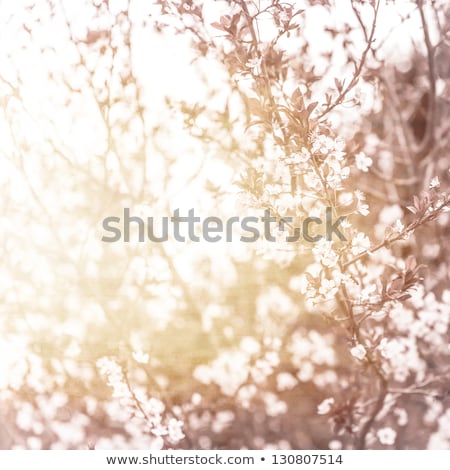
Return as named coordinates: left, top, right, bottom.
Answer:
left=317, top=0, right=381, bottom=120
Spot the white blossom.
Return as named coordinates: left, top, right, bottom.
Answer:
left=355, top=152, right=373, bottom=172
left=429, top=176, right=440, bottom=189
left=354, top=190, right=370, bottom=216
left=317, top=397, right=334, bottom=415
left=350, top=344, right=366, bottom=360
left=167, top=418, right=185, bottom=443
left=313, top=239, right=339, bottom=268
left=132, top=350, right=149, bottom=364
left=377, top=427, right=397, bottom=445
left=246, top=57, right=262, bottom=70
left=276, top=372, right=297, bottom=391
left=329, top=439, right=343, bottom=450
left=318, top=278, right=339, bottom=298
left=351, top=233, right=371, bottom=256
left=394, top=408, right=408, bottom=426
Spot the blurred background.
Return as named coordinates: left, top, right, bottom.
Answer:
left=0, top=0, right=449, bottom=450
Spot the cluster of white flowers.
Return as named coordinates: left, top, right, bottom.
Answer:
left=378, top=290, right=450, bottom=381
left=312, top=239, right=339, bottom=268
left=194, top=339, right=282, bottom=398
left=297, top=262, right=345, bottom=307
left=377, top=337, right=426, bottom=382
left=276, top=372, right=298, bottom=391
left=235, top=129, right=378, bottom=292
left=193, top=349, right=250, bottom=396
left=237, top=384, right=258, bottom=409
left=96, top=357, right=131, bottom=400
left=277, top=134, right=352, bottom=193
left=351, top=232, right=371, bottom=256
left=289, top=330, right=336, bottom=386
left=96, top=357, right=185, bottom=447
left=193, top=341, right=291, bottom=419
left=428, top=408, right=450, bottom=449
left=263, top=392, right=288, bottom=417
left=412, top=290, right=450, bottom=347
left=223, top=16, right=449, bottom=444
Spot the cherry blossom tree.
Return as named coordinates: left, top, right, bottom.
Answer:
left=0, top=0, right=449, bottom=450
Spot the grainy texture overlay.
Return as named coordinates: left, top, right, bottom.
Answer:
left=0, top=0, right=449, bottom=450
